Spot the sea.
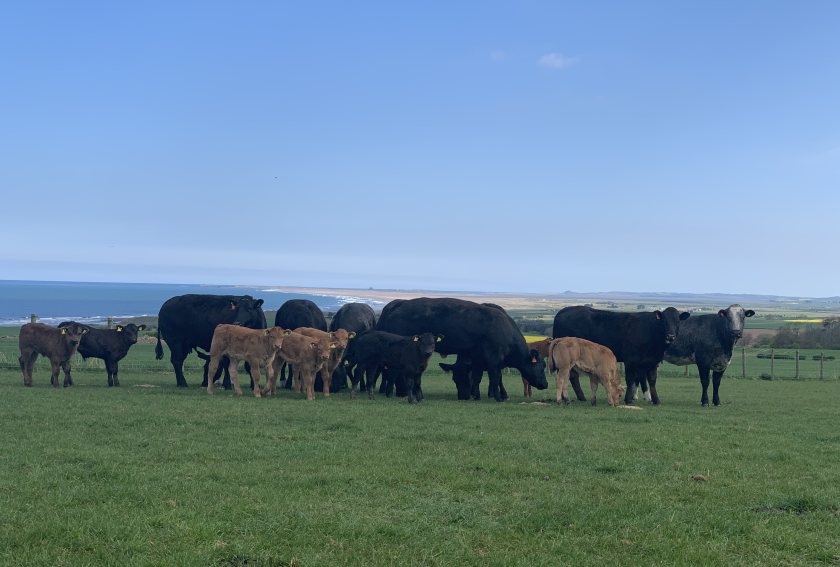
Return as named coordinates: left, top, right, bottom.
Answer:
left=0, top=280, right=385, bottom=327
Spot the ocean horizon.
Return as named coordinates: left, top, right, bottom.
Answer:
left=0, top=280, right=385, bottom=327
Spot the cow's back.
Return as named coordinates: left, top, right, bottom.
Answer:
left=329, top=303, right=376, bottom=334
left=553, top=307, right=631, bottom=359
left=275, top=300, right=327, bottom=332
left=158, top=294, right=265, bottom=351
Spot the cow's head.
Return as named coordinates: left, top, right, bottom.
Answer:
left=59, top=322, right=90, bottom=346
left=265, top=327, right=287, bottom=351
left=718, top=304, right=755, bottom=342
left=412, top=333, right=437, bottom=361
left=521, top=348, right=549, bottom=390
left=329, top=329, right=356, bottom=349
left=654, top=307, right=691, bottom=345
left=115, top=323, right=147, bottom=344
left=230, top=296, right=266, bottom=328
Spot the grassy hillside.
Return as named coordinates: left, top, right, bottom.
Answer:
left=0, top=334, right=838, bottom=566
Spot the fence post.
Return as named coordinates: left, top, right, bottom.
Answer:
left=771, top=349, right=775, bottom=380
left=684, top=365, right=689, bottom=377
left=107, top=317, right=113, bottom=329
left=795, top=350, right=799, bottom=380
left=30, top=314, right=37, bottom=324
left=741, top=347, right=746, bottom=379
left=820, top=353, right=824, bottom=380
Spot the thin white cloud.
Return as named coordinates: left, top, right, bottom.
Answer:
left=538, top=52, right=579, bottom=70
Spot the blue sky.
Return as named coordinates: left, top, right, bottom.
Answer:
left=2, top=1, right=838, bottom=296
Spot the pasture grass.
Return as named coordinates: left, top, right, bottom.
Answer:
left=0, top=339, right=838, bottom=566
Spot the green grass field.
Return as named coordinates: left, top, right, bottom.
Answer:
left=1, top=330, right=838, bottom=566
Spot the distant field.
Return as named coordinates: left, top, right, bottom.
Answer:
left=0, top=327, right=838, bottom=565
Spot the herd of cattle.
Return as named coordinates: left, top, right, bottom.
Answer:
left=15, top=294, right=755, bottom=407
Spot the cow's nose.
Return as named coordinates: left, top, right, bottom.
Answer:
left=665, top=334, right=676, bottom=343
left=731, top=331, right=743, bottom=339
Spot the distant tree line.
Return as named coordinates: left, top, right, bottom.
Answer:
left=755, top=318, right=840, bottom=349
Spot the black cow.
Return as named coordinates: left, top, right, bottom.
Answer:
left=274, top=299, right=327, bottom=389
left=59, top=322, right=146, bottom=386
left=343, top=330, right=438, bottom=403
left=155, top=294, right=266, bottom=387
left=553, top=306, right=690, bottom=405
left=664, top=305, right=755, bottom=406
left=329, top=303, right=377, bottom=390
left=376, top=298, right=548, bottom=402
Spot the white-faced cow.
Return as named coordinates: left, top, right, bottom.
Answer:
left=19, top=322, right=90, bottom=387
left=664, top=304, right=755, bottom=406
left=58, top=321, right=147, bottom=386
left=553, top=306, right=690, bottom=405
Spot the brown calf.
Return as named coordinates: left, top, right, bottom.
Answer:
left=548, top=337, right=622, bottom=406
left=19, top=322, right=90, bottom=387
left=206, top=325, right=287, bottom=397
left=523, top=338, right=553, bottom=398
left=294, top=327, right=355, bottom=396
left=264, top=331, right=336, bottom=400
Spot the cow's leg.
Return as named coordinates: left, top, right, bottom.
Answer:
left=248, top=360, right=261, bottom=398
left=366, top=366, right=380, bottom=400
left=452, top=367, right=471, bottom=400
left=555, top=364, right=572, bottom=404
left=349, top=365, right=361, bottom=399
left=169, top=344, right=190, bottom=387
left=590, top=375, right=599, bottom=406
left=303, top=370, right=315, bottom=401
left=21, top=351, right=36, bottom=386
left=522, top=377, right=530, bottom=399
left=105, top=359, right=119, bottom=387
left=49, top=359, right=61, bottom=388
left=61, top=360, right=73, bottom=387
left=624, top=366, right=637, bottom=404
left=636, top=371, right=651, bottom=402
left=712, top=370, right=725, bottom=407
left=487, top=368, right=505, bottom=402
left=206, top=356, right=220, bottom=394
left=697, top=364, right=711, bottom=406
left=228, top=360, right=242, bottom=395
left=568, top=370, right=587, bottom=401
left=282, top=363, right=294, bottom=389
left=322, top=364, right=333, bottom=397
left=244, top=361, right=255, bottom=392
left=496, top=376, right=509, bottom=401
left=647, top=368, right=661, bottom=405
left=221, top=357, right=233, bottom=390
left=469, top=367, right=483, bottom=401
left=378, top=369, right=389, bottom=395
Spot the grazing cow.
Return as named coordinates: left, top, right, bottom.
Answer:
left=274, top=300, right=327, bottom=389
left=664, top=305, right=755, bottom=406
left=58, top=321, right=146, bottom=386
left=343, top=330, right=438, bottom=403
left=376, top=298, right=548, bottom=402
left=553, top=306, right=690, bottom=405
left=206, top=325, right=288, bottom=397
left=264, top=331, right=336, bottom=400
left=293, top=327, right=356, bottom=396
left=155, top=294, right=266, bottom=387
left=19, top=322, right=89, bottom=387
left=329, top=303, right=377, bottom=390
left=548, top=337, right=623, bottom=406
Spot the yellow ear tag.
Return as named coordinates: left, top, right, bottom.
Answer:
left=413, top=336, right=419, bottom=342
left=60, top=328, right=67, bottom=335
left=116, top=326, right=123, bottom=332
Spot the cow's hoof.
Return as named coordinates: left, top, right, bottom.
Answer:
left=701, top=402, right=709, bottom=407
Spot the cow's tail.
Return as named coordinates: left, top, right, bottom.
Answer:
left=155, top=329, right=164, bottom=360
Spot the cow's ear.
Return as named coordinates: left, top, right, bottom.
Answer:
left=654, top=310, right=662, bottom=320
left=255, top=299, right=264, bottom=308
left=680, top=312, right=690, bottom=321
left=264, top=329, right=271, bottom=335
left=230, top=302, right=237, bottom=310
left=329, top=332, right=336, bottom=338
left=282, top=329, right=291, bottom=335
left=116, top=325, right=124, bottom=332
left=81, top=327, right=89, bottom=334
left=436, top=334, right=444, bottom=342
left=348, top=331, right=356, bottom=339
left=745, top=310, right=755, bottom=317
left=718, top=310, right=726, bottom=318
left=137, top=324, right=146, bottom=331
left=413, top=335, right=420, bottom=342
left=330, top=343, right=337, bottom=349
left=60, top=328, right=67, bottom=335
